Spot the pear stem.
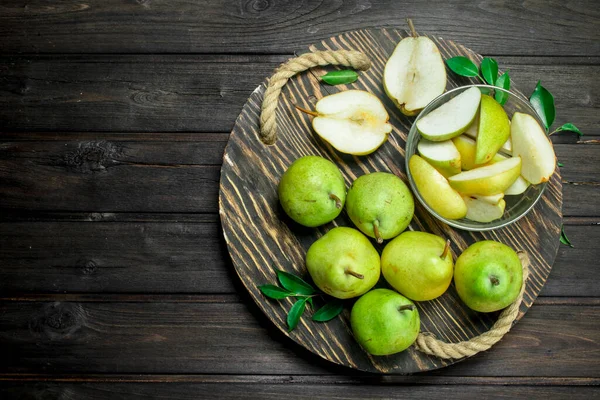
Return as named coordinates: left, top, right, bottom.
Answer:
left=373, top=220, right=383, bottom=244
left=406, top=18, right=418, bottom=37
left=329, top=193, right=342, bottom=209
left=490, top=275, right=500, bottom=286
left=294, top=103, right=319, bottom=117
left=346, top=269, right=364, bottom=280
left=398, top=304, right=416, bottom=313
left=440, top=239, right=451, bottom=259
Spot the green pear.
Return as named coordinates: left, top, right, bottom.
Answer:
left=417, top=139, right=461, bottom=177
left=452, top=135, right=505, bottom=171
left=350, top=288, right=420, bottom=355
left=346, top=172, right=414, bottom=244
left=408, top=155, right=467, bottom=220
left=448, top=157, right=521, bottom=196
left=296, top=90, right=392, bottom=155
left=454, top=241, right=523, bottom=312
left=504, top=175, right=530, bottom=196
left=383, top=35, right=446, bottom=116
left=306, top=227, right=380, bottom=299
left=511, top=112, right=556, bottom=184
left=463, top=196, right=506, bottom=223
left=278, top=156, right=345, bottom=227
left=381, top=231, right=453, bottom=301
left=416, top=86, right=481, bottom=141
left=475, top=95, right=511, bottom=165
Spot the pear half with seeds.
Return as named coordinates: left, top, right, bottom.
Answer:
left=511, top=112, right=556, bottom=184
left=448, top=157, right=521, bottom=196
left=416, top=87, right=481, bottom=142
left=297, top=90, right=392, bottom=156
left=383, top=36, right=446, bottom=116
left=417, top=139, right=461, bottom=177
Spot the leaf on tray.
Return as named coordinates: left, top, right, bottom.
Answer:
left=312, top=299, right=344, bottom=322
left=529, top=80, right=556, bottom=130
left=445, top=56, right=480, bottom=78
left=287, top=297, right=308, bottom=331
left=276, top=270, right=315, bottom=295
left=321, top=70, right=359, bottom=85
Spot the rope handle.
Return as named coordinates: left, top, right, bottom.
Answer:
left=259, top=50, right=371, bottom=145
left=259, top=50, right=530, bottom=360
left=415, top=251, right=530, bottom=359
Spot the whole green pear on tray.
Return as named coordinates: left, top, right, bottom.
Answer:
left=345, top=172, right=414, bottom=243
left=306, top=227, right=380, bottom=299
left=454, top=240, right=523, bottom=313
left=278, top=156, right=346, bottom=227
left=351, top=288, right=420, bottom=355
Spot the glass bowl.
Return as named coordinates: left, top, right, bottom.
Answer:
left=405, top=84, right=548, bottom=231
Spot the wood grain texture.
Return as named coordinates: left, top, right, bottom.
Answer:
left=219, top=29, right=563, bottom=373
left=0, top=300, right=598, bottom=377
left=1, top=381, right=598, bottom=400
left=0, top=137, right=595, bottom=214
left=0, top=218, right=595, bottom=296
left=0, top=55, right=598, bottom=135
left=0, top=0, right=598, bottom=56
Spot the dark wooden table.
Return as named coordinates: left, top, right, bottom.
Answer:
left=1, top=1, right=599, bottom=398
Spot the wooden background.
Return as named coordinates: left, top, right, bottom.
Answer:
left=0, top=0, right=599, bottom=398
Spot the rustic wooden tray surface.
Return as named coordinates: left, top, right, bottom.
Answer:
left=219, top=28, right=563, bottom=373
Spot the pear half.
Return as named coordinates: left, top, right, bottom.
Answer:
left=463, top=196, right=506, bottom=223
left=448, top=157, right=522, bottom=196
left=511, top=112, right=556, bottom=184
left=475, top=95, right=511, bottom=164
left=417, top=139, right=461, bottom=177
left=306, top=90, right=392, bottom=155
left=416, top=87, right=481, bottom=141
left=464, top=112, right=512, bottom=155
left=383, top=36, right=446, bottom=116
left=409, top=155, right=467, bottom=220
left=505, top=175, right=531, bottom=196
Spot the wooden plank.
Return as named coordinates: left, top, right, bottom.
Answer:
left=0, top=216, right=233, bottom=294
left=0, top=1, right=598, bottom=56
left=0, top=55, right=597, bottom=135
left=0, top=301, right=597, bottom=377
left=0, top=382, right=598, bottom=400
left=0, top=55, right=285, bottom=132
left=0, top=138, right=597, bottom=214
left=0, top=219, right=597, bottom=296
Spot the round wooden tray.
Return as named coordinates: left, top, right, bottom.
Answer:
left=219, top=28, right=562, bottom=373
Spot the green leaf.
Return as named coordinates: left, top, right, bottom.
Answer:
left=320, top=70, right=358, bottom=85
left=480, top=58, right=498, bottom=85
left=557, top=162, right=564, bottom=167
left=287, top=298, right=308, bottom=331
left=259, top=285, right=293, bottom=300
left=553, top=123, right=583, bottom=137
left=307, top=297, right=314, bottom=308
left=560, top=225, right=574, bottom=248
left=312, top=299, right=344, bottom=322
left=445, top=56, right=480, bottom=78
left=276, top=270, right=315, bottom=295
left=529, top=81, right=555, bottom=130
left=494, top=71, right=511, bottom=105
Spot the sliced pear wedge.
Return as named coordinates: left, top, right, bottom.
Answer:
left=409, top=155, right=467, bottom=220
left=463, top=196, right=506, bottom=223
left=505, top=175, right=531, bottom=196
left=304, top=90, right=392, bottom=155
left=383, top=36, right=446, bottom=116
left=416, top=87, right=481, bottom=141
left=472, top=193, right=504, bottom=205
left=475, top=95, right=511, bottom=164
left=511, top=112, right=556, bottom=184
left=452, top=135, right=505, bottom=171
left=448, top=157, right=522, bottom=195
left=464, top=112, right=512, bottom=155
left=417, top=139, right=461, bottom=177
